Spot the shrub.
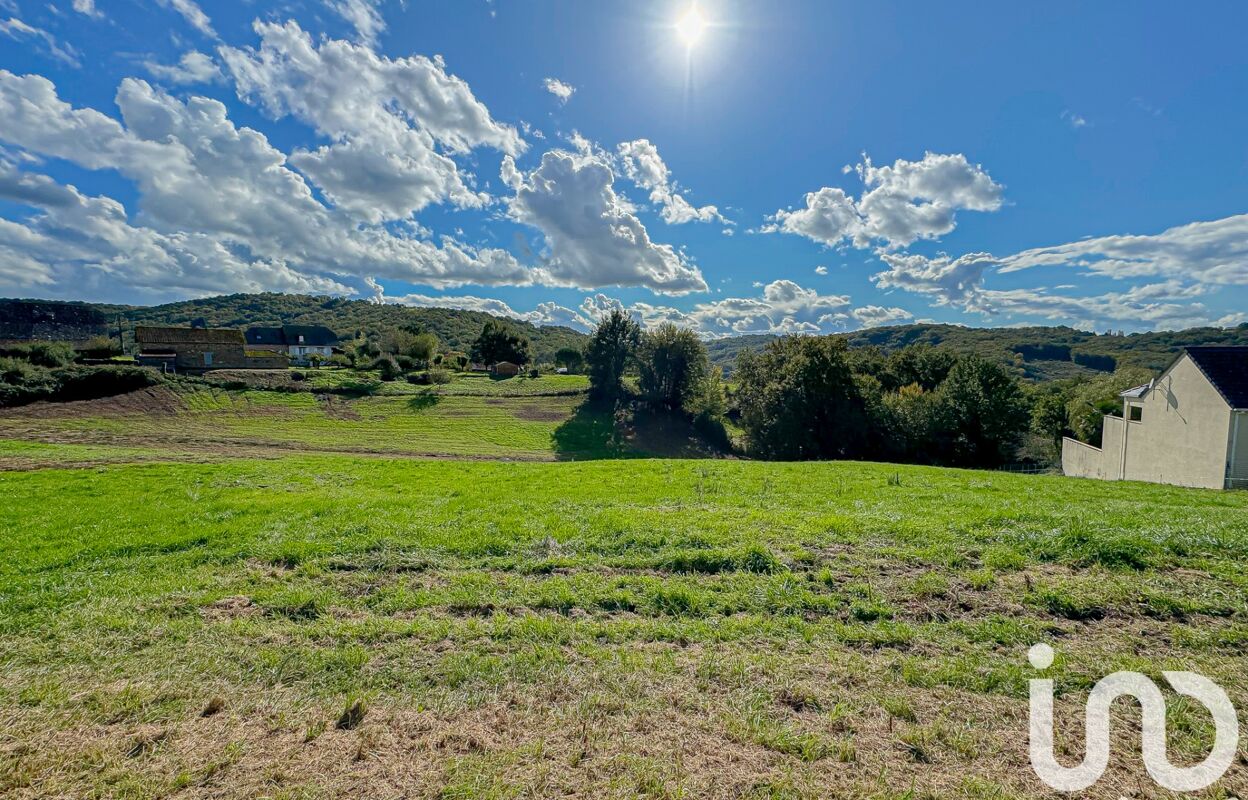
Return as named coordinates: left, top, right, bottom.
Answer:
left=371, top=355, right=401, bottom=381
left=0, top=363, right=162, bottom=407
left=0, top=341, right=76, bottom=367
left=53, top=366, right=162, bottom=402
left=290, top=371, right=306, bottom=382
left=407, top=369, right=453, bottom=386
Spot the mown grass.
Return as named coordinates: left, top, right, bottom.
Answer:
left=300, top=369, right=589, bottom=397
left=0, top=384, right=604, bottom=462
left=1, top=455, right=1247, bottom=798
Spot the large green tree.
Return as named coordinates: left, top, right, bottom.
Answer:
left=637, top=323, right=710, bottom=412
left=936, top=355, right=1029, bottom=466
left=735, top=336, right=872, bottom=460
left=585, top=309, right=641, bottom=404
left=470, top=320, right=531, bottom=366
left=555, top=346, right=584, bottom=373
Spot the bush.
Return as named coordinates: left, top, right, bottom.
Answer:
left=77, top=336, right=121, bottom=360
left=407, top=369, right=453, bottom=385
left=53, top=366, right=162, bottom=402
left=0, top=363, right=162, bottom=407
left=371, top=355, right=402, bottom=381
left=290, top=371, right=306, bottom=382
left=0, top=341, right=76, bottom=368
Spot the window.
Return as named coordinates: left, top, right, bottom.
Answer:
left=1129, top=405, right=1143, bottom=422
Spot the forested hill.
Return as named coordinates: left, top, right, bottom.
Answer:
left=7, top=293, right=1248, bottom=379
left=706, top=322, right=1248, bottom=380
left=82, top=293, right=588, bottom=362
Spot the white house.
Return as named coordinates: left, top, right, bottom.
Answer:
left=1062, top=346, right=1248, bottom=490
left=245, top=325, right=338, bottom=365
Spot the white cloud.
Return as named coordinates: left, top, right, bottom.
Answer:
left=616, top=138, right=727, bottom=225
left=71, top=0, right=102, bottom=18
left=0, top=17, right=81, bottom=66
left=766, top=152, right=1003, bottom=249
left=0, top=70, right=537, bottom=296
left=814, top=265, right=828, bottom=275
left=220, top=20, right=521, bottom=222
left=0, top=159, right=351, bottom=301
left=998, top=214, right=1248, bottom=286
left=873, top=214, right=1248, bottom=331
left=144, top=51, right=223, bottom=85
left=543, top=77, right=574, bottom=104
left=873, top=251, right=996, bottom=309
left=330, top=0, right=386, bottom=45
left=156, top=0, right=215, bottom=38
left=851, top=305, right=913, bottom=328
left=500, top=149, right=708, bottom=294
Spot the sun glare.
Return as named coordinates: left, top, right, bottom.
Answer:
left=675, top=5, right=707, bottom=47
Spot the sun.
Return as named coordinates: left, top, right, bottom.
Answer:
left=675, top=5, right=708, bottom=47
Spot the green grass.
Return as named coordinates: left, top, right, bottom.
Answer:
left=0, top=384, right=612, bottom=462
left=299, top=368, right=589, bottom=397
left=1, top=455, right=1247, bottom=797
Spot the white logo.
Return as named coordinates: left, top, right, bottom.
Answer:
left=1028, top=643, right=1239, bottom=792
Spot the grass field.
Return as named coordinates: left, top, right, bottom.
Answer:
left=1, top=377, right=1246, bottom=799
left=2, top=453, right=1248, bottom=799
left=0, top=379, right=622, bottom=466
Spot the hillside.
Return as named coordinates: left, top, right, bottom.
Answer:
left=705, top=322, right=1248, bottom=380
left=8, top=294, right=1248, bottom=380
left=83, top=293, right=588, bottom=363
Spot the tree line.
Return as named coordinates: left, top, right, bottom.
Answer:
left=576, top=310, right=1159, bottom=468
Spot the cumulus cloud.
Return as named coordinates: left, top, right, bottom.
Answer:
left=814, top=265, right=828, bottom=275
left=766, top=152, right=1003, bottom=249
left=331, top=0, right=385, bottom=44
left=616, top=138, right=726, bottom=225
left=500, top=149, right=708, bottom=294
left=0, top=70, right=536, bottom=297
left=872, top=213, right=1248, bottom=331
left=0, top=17, right=81, bottom=67
left=543, top=77, right=574, bottom=104
left=144, top=51, right=224, bottom=85
left=851, top=305, right=913, bottom=328
left=220, top=20, right=521, bottom=222
left=0, top=159, right=351, bottom=300
left=389, top=292, right=597, bottom=331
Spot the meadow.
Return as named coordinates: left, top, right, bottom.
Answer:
left=1, top=378, right=1247, bottom=799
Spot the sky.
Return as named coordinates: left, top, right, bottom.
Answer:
left=1, top=0, right=1246, bottom=337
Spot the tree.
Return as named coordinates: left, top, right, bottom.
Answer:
left=555, top=346, right=584, bottom=373
left=936, top=355, right=1029, bottom=466
left=734, top=336, right=872, bottom=460
left=1065, top=367, right=1153, bottom=443
left=638, top=323, right=710, bottom=411
left=1029, top=386, right=1069, bottom=448
left=409, top=332, right=439, bottom=369
left=470, top=320, right=531, bottom=366
left=585, top=309, right=641, bottom=404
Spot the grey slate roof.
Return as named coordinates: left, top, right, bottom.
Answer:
left=1185, top=346, right=1248, bottom=409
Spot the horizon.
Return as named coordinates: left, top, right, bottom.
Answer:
left=1, top=1, right=1246, bottom=337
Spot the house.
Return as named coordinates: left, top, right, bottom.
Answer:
left=245, top=325, right=338, bottom=365
left=135, top=326, right=250, bottom=372
left=1062, top=346, right=1248, bottom=489
left=491, top=361, right=521, bottom=377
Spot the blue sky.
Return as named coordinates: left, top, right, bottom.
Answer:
left=1, top=0, right=1246, bottom=335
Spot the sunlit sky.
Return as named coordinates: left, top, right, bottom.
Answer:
left=1, top=0, right=1246, bottom=335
